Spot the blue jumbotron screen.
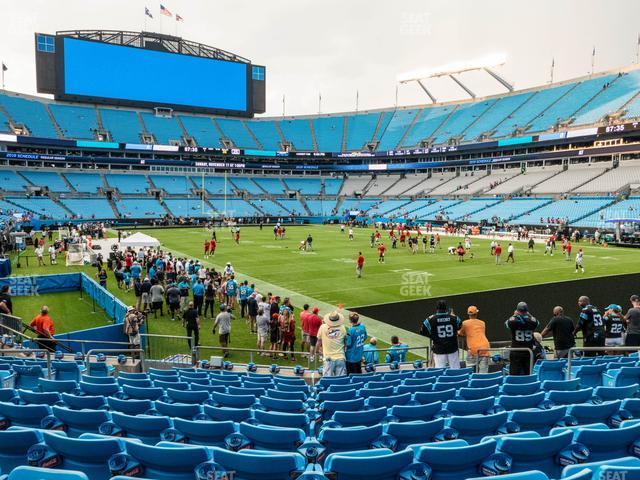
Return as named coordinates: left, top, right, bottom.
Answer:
left=60, top=37, right=248, bottom=112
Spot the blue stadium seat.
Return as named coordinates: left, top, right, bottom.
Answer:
left=501, top=382, right=542, bottom=396
left=534, top=361, right=567, bottom=382
left=78, top=382, right=119, bottom=397
left=414, top=389, right=456, bottom=404
left=318, top=424, right=386, bottom=455
left=328, top=383, right=363, bottom=393
left=319, top=398, right=365, bottom=420
left=148, top=368, right=178, bottom=377
left=0, top=427, right=45, bottom=472
left=332, top=407, right=388, bottom=428
left=155, top=380, right=189, bottom=390
left=541, top=378, right=580, bottom=391
left=252, top=410, right=310, bottom=434
left=203, top=447, right=306, bottom=480
left=396, top=383, right=434, bottom=394
left=468, top=377, right=504, bottom=388
left=52, top=362, right=83, bottom=383
left=504, top=375, right=538, bottom=384
left=366, top=393, right=412, bottom=409
left=389, top=401, right=442, bottom=422
left=48, top=406, right=110, bottom=437
left=594, top=384, right=639, bottom=401
left=105, top=412, right=172, bottom=444
left=106, top=397, right=153, bottom=416
left=546, top=388, right=595, bottom=405
left=162, top=418, right=235, bottom=446
left=508, top=406, right=570, bottom=436
left=237, top=422, right=305, bottom=451
left=573, top=422, right=640, bottom=462
left=604, top=367, right=640, bottom=387
left=495, top=429, right=578, bottom=478
left=60, top=394, right=106, bottom=410
left=562, top=457, right=640, bottom=480
left=323, top=449, right=418, bottom=480
left=30, top=431, right=125, bottom=480
left=258, top=396, right=305, bottom=413
left=13, top=365, right=46, bottom=390
left=211, top=392, right=256, bottom=409
left=385, top=418, right=445, bottom=449
left=1, top=466, right=90, bottom=480
left=445, top=396, right=494, bottom=416
left=358, top=386, right=395, bottom=398
left=117, top=377, right=153, bottom=388
left=122, top=385, right=163, bottom=401
left=458, top=385, right=500, bottom=400
left=448, top=412, right=512, bottom=444
left=17, top=389, right=61, bottom=406
left=166, top=388, right=209, bottom=404
left=228, top=386, right=267, bottom=397
left=413, top=438, right=498, bottom=480
left=497, top=391, right=546, bottom=411
left=80, top=375, right=116, bottom=385
left=154, top=401, right=201, bottom=420
left=203, top=405, right=253, bottom=422
left=114, top=440, right=211, bottom=479
left=0, top=402, right=51, bottom=428
left=266, top=389, right=308, bottom=402
left=38, top=379, right=78, bottom=394
left=568, top=400, right=623, bottom=426
left=570, top=364, right=607, bottom=388
left=467, top=471, right=549, bottom=480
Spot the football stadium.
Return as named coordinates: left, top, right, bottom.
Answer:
left=1, top=1, right=640, bottom=478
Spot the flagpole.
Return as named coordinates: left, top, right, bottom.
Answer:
left=356, top=90, right=359, bottom=112
left=636, top=33, right=639, bottom=64
left=591, top=46, right=596, bottom=76
left=282, top=94, right=285, bottom=117
left=550, top=58, right=555, bottom=84
left=318, top=92, right=321, bottom=114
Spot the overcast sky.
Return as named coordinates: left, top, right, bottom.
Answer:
left=1, top=0, right=638, bottom=117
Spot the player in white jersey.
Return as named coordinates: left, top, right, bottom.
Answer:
left=464, top=237, right=471, bottom=251
left=348, top=228, right=354, bottom=240
left=575, top=249, right=584, bottom=273
left=544, top=240, right=553, bottom=256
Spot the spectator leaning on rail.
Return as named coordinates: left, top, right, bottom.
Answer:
left=123, top=306, right=144, bottom=359
left=213, top=303, right=233, bottom=358
left=363, top=337, right=379, bottom=364
left=625, top=295, right=640, bottom=347
left=458, top=306, right=490, bottom=373
left=30, top=305, right=55, bottom=352
left=574, top=296, right=604, bottom=357
left=385, top=335, right=409, bottom=363
left=316, top=310, right=347, bottom=377
left=420, top=299, right=462, bottom=369
left=541, top=306, right=575, bottom=359
left=505, top=302, right=539, bottom=375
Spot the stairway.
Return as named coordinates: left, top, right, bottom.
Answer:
left=43, top=104, right=64, bottom=139
left=309, top=118, right=318, bottom=152
left=243, top=120, right=263, bottom=149
left=59, top=172, right=76, bottom=193
left=395, top=109, right=424, bottom=149
left=340, top=116, right=349, bottom=151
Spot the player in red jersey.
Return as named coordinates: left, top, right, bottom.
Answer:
left=204, top=240, right=210, bottom=258
left=356, top=252, right=365, bottom=278
left=209, top=239, right=216, bottom=256
left=378, top=243, right=386, bottom=263
left=565, top=240, right=572, bottom=261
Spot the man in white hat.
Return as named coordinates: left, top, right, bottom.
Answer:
left=316, top=310, right=347, bottom=377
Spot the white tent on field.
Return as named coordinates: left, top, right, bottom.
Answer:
left=119, top=232, right=161, bottom=249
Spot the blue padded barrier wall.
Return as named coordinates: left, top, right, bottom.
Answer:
left=80, top=273, right=127, bottom=324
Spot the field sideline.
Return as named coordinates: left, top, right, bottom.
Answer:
left=7, top=224, right=640, bottom=362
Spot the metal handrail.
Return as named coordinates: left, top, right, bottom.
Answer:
left=0, top=322, right=131, bottom=355
left=0, top=348, right=53, bottom=378
left=477, top=347, right=534, bottom=374
left=566, top=346, right=640, bottom=380
left=85, top=348, right=145, bottom=375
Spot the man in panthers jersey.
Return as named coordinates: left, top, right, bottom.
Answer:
left=420, top=299, right=462, bottom=368
left=574, top=296, right=604, bottom=356
left=505, top=302, right=539, bottom=375
left=604, top=304, right=625, bottom=349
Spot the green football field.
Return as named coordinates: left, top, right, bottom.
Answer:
left=7, top=224, right=640, bottom=362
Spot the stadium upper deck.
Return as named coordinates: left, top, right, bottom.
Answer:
left=1, top=66, right=640, bottom=153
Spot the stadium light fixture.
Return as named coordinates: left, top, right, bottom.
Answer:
left=397, top=52, right=513, bottom=102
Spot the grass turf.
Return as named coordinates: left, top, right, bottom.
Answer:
left=7, top=224, right=640, bottom=364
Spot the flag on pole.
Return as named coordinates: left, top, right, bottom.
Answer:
left=592, top=46, right=596, bottom=56
left=160, top=4, right=172, bottom=17
left=551, top=58, right=555, bottom=68
left=176, top=14, right=183, bottom=22
left=1, top=63, right=7, bottom=72
left=145, top=7, right=153, bottom=18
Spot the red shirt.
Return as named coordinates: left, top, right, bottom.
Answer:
left=204, top=241, right=210, bottom=250
left=357, top=255, right=364, bottom=267
left=209, top=240, right=216, bottom=249
left=30, top=314, right=54, bottom=336
left=306, top=313, right=322, bottom=337
left=378, top=245, right=386, bottom=255
left=300, top=310, right=310, bottom=334
left=125, top=255, right=133, bottom=268
left=495, top=245, right=502, bottom=255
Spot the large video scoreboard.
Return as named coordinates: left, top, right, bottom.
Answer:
left=35, top=31, right=265, bottom=117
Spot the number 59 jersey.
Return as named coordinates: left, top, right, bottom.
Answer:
left=421, top=312, right=462, bottom=355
